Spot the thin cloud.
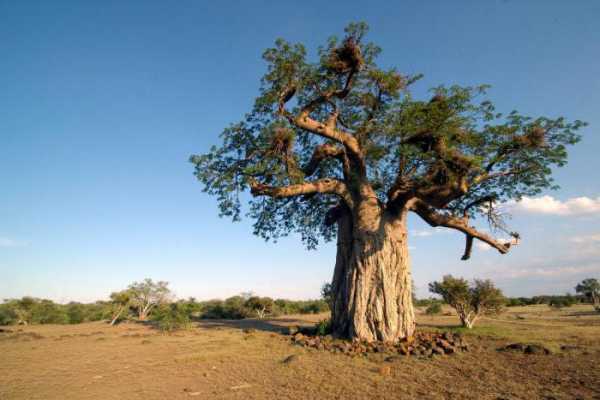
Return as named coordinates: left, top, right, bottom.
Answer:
left=505, top=195, right=600, bottom=216
left=570, top=234, right=600, bottom=244
left=410, top=229, right=433, bottom=237
left=475, top=242, right=492, bottom=252
left=0, top=237, right=28, bottom=248
left=409, top=228, right=452, bottom=238
left=491, top=265, right=600, bottom=280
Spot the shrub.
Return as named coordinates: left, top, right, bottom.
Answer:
left=425, top=302, right=442, bottom=315
left=429, top=275, right=505, bottom=329
left=315, top=319, right=332, bottom=336
left=151, top=303, right=190, bottom=332
left=575, top=278, right=600, bottom=311
left=549, top=294, right=576, bottom=309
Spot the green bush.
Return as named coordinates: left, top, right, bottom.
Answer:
left=315, top=319, right=332, bottom=336
left=151, top=303, right=191, bottom=332
left=549, top=294, right=577, bottom=309
left=425, top=302, right=442, bottom=315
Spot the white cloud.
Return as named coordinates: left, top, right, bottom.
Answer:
left=410, top=229, right=433, bottom=237
left=409, top=228, right=452, bottom=238
left=475, top=242, right=492, bottom=252
left=0, top=237, right=28, bottom=248
left=570, top=234, right=600, bottom=244
left=491, top=265, right=600, bottom=280
left=506, top=195, right=600, bottom=216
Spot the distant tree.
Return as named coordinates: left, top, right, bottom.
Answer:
left=429, top=275, right=504, bottom=328
left=151, top=303, right=191, bottom=332
left=575, top=278, right=600, bottom=311
left=191, top=22, right=584, bottom=342
left=65, top=302, right=86, bottom=324
left=109, top=290, right=132, bottom=325
left=6, top=297, right=36, bottom=325
left=245, top=296, right=274, bottom=319
left=30, top=299, right=68, bottom=324
left=321, top=282, right=333, bottom=309
left=425, top=302, right=442, bottom=315
left=549, top=293, right=577, bottom=309
left=127, top=279, right=171, bottom=321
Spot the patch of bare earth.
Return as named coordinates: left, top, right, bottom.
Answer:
left=1, top=305, right=599, bottom=399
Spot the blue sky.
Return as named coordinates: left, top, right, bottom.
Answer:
left=1, top=1, right=599, bottom=302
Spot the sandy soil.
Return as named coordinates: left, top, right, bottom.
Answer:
left=1, top=305, right=599, bottom=399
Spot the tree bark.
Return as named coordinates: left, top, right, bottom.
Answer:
left=330, top=207, right=415, bottom=343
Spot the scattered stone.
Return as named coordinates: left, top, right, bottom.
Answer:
left=141, top=340, right=151, bottom=345
left=242, top=328, right=256, bottom=334
left=290, top=331, right=467, bottom=359
left=378, top=365, right=392, bottom=376
left=560, top=345, right=580, bottom=352
left=282, top=354, right=300, bottom=364
left=298, top=326, right=318, bottom=336
left=230, top=383, right=252, bottom=391
left=498, top=343, right=552, bottom=355
left=285, top=326, right=299, bottom=335
left=384, top=355, right=403, bottom=362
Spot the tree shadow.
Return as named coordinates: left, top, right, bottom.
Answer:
left=197, top=316, right=316, bottom=333
left=416, top=322, right=463, bottom=330
left=565, top=310, right=600, bottom=317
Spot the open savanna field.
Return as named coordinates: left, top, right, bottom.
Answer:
left=1, top=304, right=599, bottom=400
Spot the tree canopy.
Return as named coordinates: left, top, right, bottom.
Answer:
left=191, top=22, right=584, bottom=258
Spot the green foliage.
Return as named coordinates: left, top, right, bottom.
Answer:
left=245, top=296, right=274, bottom=318
left=425, top=302, right=442, bottom=315
left=199, top=295, right=329, bottom=320
left=575, top=278, right=600, bottom=311
left=190, top=22, right=585, bottom=249
left=549, top=294, right=577, bottom=309
left=321, top=282, right=333, bottom=309
left=429, top=275, right=505, bottom=328
left=315, top=318, right=332, bottom=336
left=127, top=279, right=172, bottom=319
left=151, top=303, right=191, bottom=332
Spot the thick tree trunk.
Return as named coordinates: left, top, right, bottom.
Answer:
left=330, top=207, right=415, bottom=343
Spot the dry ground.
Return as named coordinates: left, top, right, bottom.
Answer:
left=1, top=304, right=599, bottom=400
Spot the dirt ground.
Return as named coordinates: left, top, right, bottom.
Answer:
left=1, top=304, right=599, bottom=400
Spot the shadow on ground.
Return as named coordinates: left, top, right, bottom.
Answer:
left=197, top=316, right=318, bottom=333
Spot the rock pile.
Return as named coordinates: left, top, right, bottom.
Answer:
left=498, top=342, right=552, bottom=355
left=290, top=330, right=468, bottom=358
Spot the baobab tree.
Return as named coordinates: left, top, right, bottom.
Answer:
left=191, top=23, right=584, bottom=342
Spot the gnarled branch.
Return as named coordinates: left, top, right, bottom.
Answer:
left=249, top=178, right=354, bottom=208
left=303, top=143, right=348, bottom=178
left=410, top=199, right=514, bottom=260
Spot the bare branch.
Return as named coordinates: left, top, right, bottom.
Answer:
left=410, top=199, right=515, bottom=259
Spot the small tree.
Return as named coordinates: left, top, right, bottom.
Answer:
left=321, top=282, right=333, bottom=309
left=425, top=302, right=442, bottom=315
left=429, top=275, right=504, bottom=328
left=127, top=279, right=171, bottom=321
left=549, top=294, right=576, bottom=309
left=6, top=297, right=36, bottom=325
left=245, top=296, right=274, bottom=319
left=575, top=278, right=600, bottom=311
left=109, top=290, right=132, bottom=325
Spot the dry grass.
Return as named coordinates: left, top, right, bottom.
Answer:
left=1, top=304, right=599, bottom=399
